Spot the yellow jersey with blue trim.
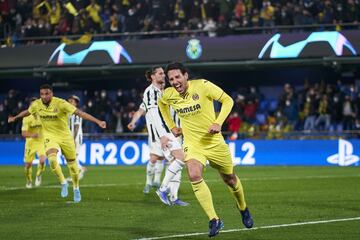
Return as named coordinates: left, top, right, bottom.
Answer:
left=21, top=114, right=44, bottom=147
left=28, top=97, right=76, bottom=139
left=158, top=79, right=233, bottom=148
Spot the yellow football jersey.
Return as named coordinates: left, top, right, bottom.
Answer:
left=28, top=97, right=76, bottom=139
left=158, top=79, right=233, bottom=148
left=21, top=114, right=43, bottom=146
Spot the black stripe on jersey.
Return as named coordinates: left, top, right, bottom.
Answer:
left=153, top=89, right=158, bottom=105
left=155, top=130, right=160, bottom=139
left=147, top=90, right=151, bottom=106
left=149, top=124, right=156, bottom=142
left=172, top=112, right=176, bottom=123
left=217, top=91, right=224, bottom=101
left=158, top=109, right=170, bottom=133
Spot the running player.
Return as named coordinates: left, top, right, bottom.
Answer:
left=8, top=84, right=106, bottom=202
left=158, top=62, right=254, bottom=237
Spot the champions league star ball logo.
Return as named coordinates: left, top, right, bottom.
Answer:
left=258, top=31, right=357, bottom=59
left=186, top=39, right=202, bottom=60
left=48, top=41, right=133, bottom=65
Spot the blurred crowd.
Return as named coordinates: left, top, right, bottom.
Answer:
left=0, top=0, right=359, bottom=43
left=1, top=79, right=360, bottom=139
left=227, top=80, right=360, bottom=139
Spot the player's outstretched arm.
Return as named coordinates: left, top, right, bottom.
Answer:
left=127, top=108, right=145, bottom=131
left=74, top=109, right=106, bottom=129
left=8, top=110, right=30, bottom=123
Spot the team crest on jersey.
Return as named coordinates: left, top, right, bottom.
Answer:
left=53, top=108, right=58, bottom=113
left=192, top=93, right=199, bottom=101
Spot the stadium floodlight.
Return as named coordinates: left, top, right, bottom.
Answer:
left=48, top=41, right=132, bottom=65
left=258, top=31, right=357, bottom=59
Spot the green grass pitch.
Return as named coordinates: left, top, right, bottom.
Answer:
left=0, top=166, right=359, bottom=240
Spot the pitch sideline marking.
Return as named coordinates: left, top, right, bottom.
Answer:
left=133, top=216, right=360, bottom=240
left=0, top=174, right=360, bottom=191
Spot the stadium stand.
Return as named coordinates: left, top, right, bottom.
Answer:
left=1, top=78, right=360, bottom=139
left=0, top=0, right=360, bottom=45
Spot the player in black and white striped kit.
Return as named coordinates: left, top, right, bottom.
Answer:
left=127, top=66, right=188, bottom=206
left=68, top=95, right=86, bottom=180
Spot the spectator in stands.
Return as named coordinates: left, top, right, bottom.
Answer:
left=330, top=94, right=344, bottom=132
left=315, top=95, right=331, bottom=131
left=282, top=96, right=299, bottom=130
left=0, top=103, right=7, bottom=134
left=226, top=111, right=242, bottom=140
left=301, top=88, right=318, bottom=131
left=86, top=0, right=103, bottom=33
left=342, top=95, right=356, bottom=131
left=261, top=0, right=275, bottom=27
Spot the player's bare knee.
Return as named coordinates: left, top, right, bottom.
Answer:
left=25, top=163, right=32, bottom=169
left=222, top=173, right=237, bottom=187
left=186, top=161, right=203, bottom=182
left=188, top=169, right=202, bottom=182
left=39, top=156, right=46, bottom=164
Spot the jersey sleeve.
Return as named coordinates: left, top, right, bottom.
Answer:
left=147, top=108, right=169, bottom=137
left=28, top=100, right=37, bottom=115
left=139, top=102, right=147, bottom=112
left=61, top=99, right=77, bottom=115
left=158, top=91, right=176, bottom=131
left=203, top=80, right=224, bottom=101
left=203, top=80, right=234, bottom=126
left=21, top=117, right=29, bottom=131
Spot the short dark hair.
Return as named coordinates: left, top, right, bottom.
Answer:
left=40, top=84, right=53, bottom=91
left=145, top=66, right=162, bottom=82
left=68, top=95, right=80, bottom=103
left=164, top=62, right=187, bottom=77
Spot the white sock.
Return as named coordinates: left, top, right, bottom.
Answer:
left=153, top=160, right=164, bottom=187
left=169, top=170, right=182, bottom=202
left=146, top=161, right=155, bottom=186
left=159, top=159, right=183, bottom=192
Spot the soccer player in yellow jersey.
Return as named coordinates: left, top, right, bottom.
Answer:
left=9, top=84, right=106, bottom=203
left=22, top=97, right=46, bottom=188
left=158, top=63, right=254, bottom=237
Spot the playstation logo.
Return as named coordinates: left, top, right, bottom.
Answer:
left=327, top=139, right=359, bottom=166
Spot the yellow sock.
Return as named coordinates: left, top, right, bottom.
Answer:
left=191, top=179, right=218, bottom=220
left=25, top=167, right=32, bottom=183
left=228, top=176, right=247, bottom=210
left=67, top=160, right=80, bottom=189
left=48, top=153, right=66, bottom=184
left=36, top=163, right=45, bottom=177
